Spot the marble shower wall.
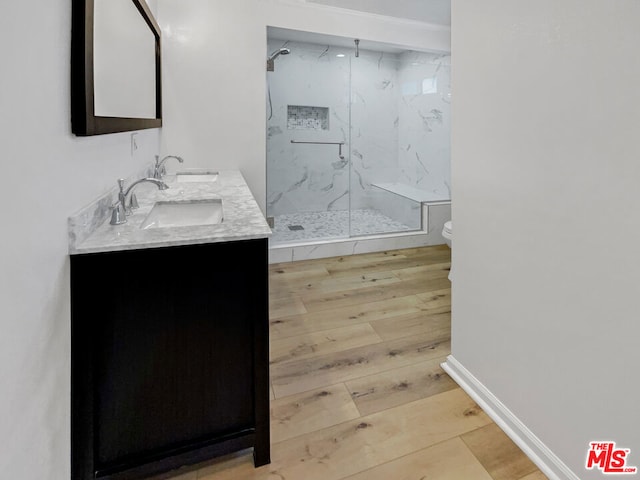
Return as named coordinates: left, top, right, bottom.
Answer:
left=267, top=39, right=351, bottom=217
left=266, top=38, right=451, bottom=226
left=397, top=52, right=451, bottom=198
left=348, top=48, right=400, bottom=212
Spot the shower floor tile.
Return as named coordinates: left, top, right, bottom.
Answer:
left=270, top=209, right=416, bottom=245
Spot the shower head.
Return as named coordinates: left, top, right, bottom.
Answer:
left=267, top=48, right=291, bottom=71
left=269, top=48, right=291, bottom=61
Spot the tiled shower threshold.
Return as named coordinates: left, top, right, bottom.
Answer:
left=269, top=203, right=451, bottom=263
left=269, top=229, right=433, bottom=263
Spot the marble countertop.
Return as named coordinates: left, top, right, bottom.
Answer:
left=69, top=170, right=271, bottom=255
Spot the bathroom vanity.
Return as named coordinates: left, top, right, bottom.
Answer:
left=69, top=170, right=271, bottom=479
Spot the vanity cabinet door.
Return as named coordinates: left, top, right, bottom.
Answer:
left=71, top=239, right=269, bottom=479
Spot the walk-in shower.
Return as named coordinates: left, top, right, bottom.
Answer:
left=266, top=28, right=451, bottom=252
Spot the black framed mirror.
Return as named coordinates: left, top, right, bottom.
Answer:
left=71, top=0, right=162, bottom=136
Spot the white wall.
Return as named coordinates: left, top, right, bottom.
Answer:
left=451, top=0, right=640, bottom=478
left=0, top=1, right=160, bottom=479
left=307, top=0, right=451, bottom=27
left=157, top=0, right=450, bottom=213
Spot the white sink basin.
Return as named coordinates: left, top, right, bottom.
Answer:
left=175, top=170, right=219, bottom=183
left=140, top=199, right=223, bottom=229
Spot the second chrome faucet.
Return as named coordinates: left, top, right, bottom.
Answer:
left=111, top=177, right=169, bottom=225
left=154, top=155, right=184, bottom=179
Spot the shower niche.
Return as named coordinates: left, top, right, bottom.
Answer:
left=287, top=105, right=330, bottom=130
left=266, top=27, right=451, bottom=246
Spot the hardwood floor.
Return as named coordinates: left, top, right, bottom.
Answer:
left=153, top=246, right=546, bottom=480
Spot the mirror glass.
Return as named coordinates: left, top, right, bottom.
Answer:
left=93, top=0, right=157, bottom=119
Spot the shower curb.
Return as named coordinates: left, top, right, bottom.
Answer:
left=268, top=202, right=450, bottom=263
left=269, top=229, right=443, bottom=263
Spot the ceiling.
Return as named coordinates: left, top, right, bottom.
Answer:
left=305, top=0, right=451, bottom=26
left=268, top=26, right=412, bottom=54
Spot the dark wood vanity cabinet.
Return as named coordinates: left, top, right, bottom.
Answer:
left=71, top=239, right=270, bottom=480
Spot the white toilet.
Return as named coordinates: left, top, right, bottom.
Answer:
left=442, top=220, right=452, bottom=248
left=442, top=221, right=452, bottom=281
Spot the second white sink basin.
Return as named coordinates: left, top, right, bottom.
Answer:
left=175, top=170, right=219, bottom=183
left=140, top=199, right=223, bottom=229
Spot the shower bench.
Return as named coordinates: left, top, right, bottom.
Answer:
left=371, top=182, right=450, bottom=205
left=372, top=182, right=451, bottom=234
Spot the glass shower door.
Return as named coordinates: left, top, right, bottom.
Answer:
left=266, top=38, right=351, bottom=245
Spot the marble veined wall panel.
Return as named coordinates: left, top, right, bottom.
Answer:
left=267, top=39, right=351, bottom=217
left=349, top=49, right=402, bottom=211
left=397, top=52, right=451, bottom=199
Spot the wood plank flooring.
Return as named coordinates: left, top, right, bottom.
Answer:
left=153, top=246, right=547, bottom=480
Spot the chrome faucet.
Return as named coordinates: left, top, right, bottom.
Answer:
left=110, top=177, right=169, bottom=225
left=154, top=155, right=184, bottom=179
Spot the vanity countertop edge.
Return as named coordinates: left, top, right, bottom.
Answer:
left=69, top=169, right=271, bottom=255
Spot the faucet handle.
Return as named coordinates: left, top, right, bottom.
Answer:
left=117, top=178, right=130, bottom=214
left=153, top=156, right=162, bottom=179
left=110, top=202, right=127, bottom=225
left=128, top=193, right=139, bottom=211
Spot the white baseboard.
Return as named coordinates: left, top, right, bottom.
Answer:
left=441, top=355, right=580, bottom=480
